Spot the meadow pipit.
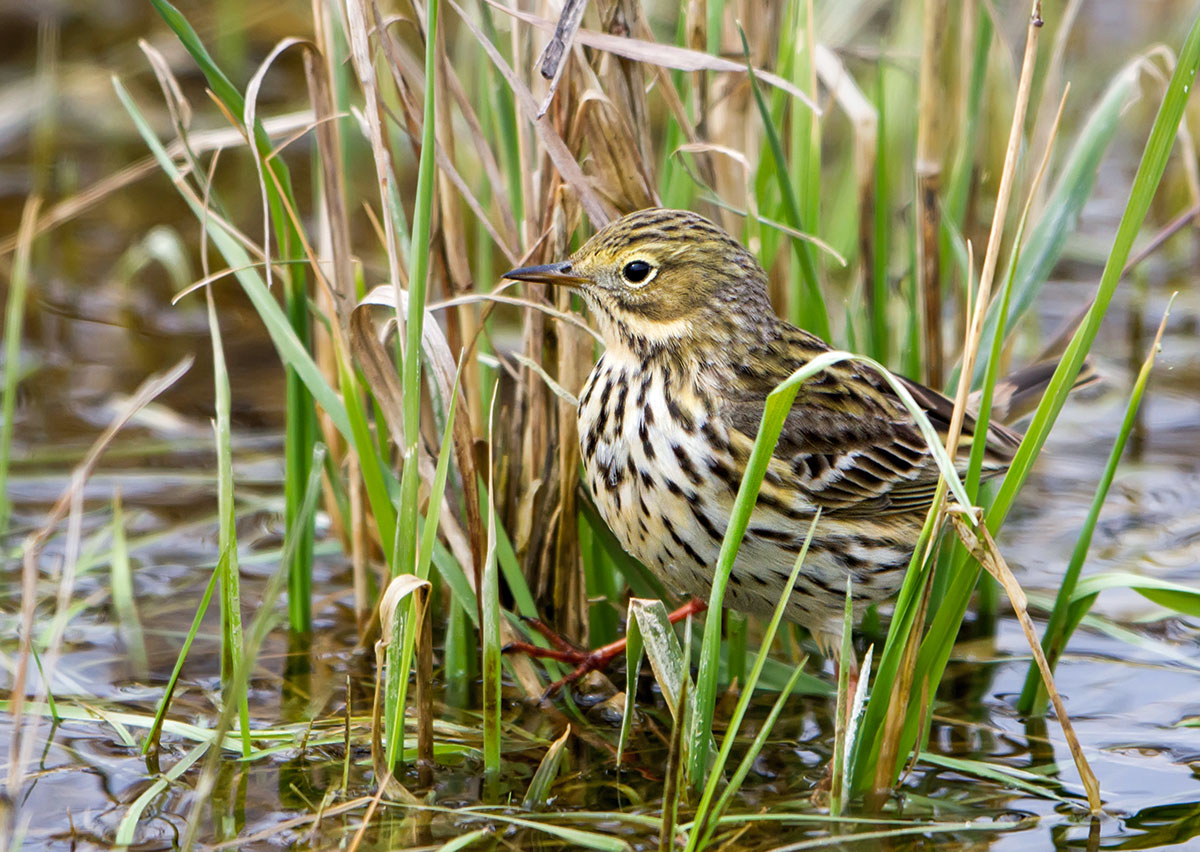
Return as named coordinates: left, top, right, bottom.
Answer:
left=504, top=208, right=1074, bottom=690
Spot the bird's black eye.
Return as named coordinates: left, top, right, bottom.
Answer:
left=622, top=260, right=652, bottom=283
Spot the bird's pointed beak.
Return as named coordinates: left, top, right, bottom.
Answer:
left=501, top=261, right=588, bottom=287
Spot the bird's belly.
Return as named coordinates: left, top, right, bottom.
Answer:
left=577, top=356, right=917, bottom=634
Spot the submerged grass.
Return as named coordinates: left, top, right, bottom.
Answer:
left=6, top=0, right=1200, bottom=849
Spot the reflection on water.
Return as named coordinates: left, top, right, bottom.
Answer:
left=3, top=0, right=1200, bottom=849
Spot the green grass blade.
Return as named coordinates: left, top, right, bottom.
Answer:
left=380, top=574, right=431, bottom=773
left=687, top=514, right=817, bottom=850
left=480, top=4, right=524, bottom=226
left=1072, top=573, right=1200, bottom=617
left=152, top=0, right=317, bottom=627
left=481, top=389, right=502, bottom=789
left=617, top=600, right=647, bottom=765
left=335, top=358, right=398, bottom=569
left=416, top=362, right=464, bottom=583
left=868, top=62, right=890, bottom=363
left=381, top=355, right=462, bottom=774
left=917, top=753, right=1074, bottom=803
left=523, top=725, right=570, bottom=810
left=462, top=813, right=631, bottom=852
left=142, top=570, right=219, bottom=755
left=830, top=576, right=854, bottom=817
left=206, top=286, right=249, bottom=755
left=435, top=828, right=492, bottom=851
left=444, top=592, right=475, bottom=708
left=397, top=0, right=441, bottom=578
left=149, top=0, right=250, bottom=128
left=580, top=516, right=621, bottom=647
left=179, top=442, right=326, bottom=850
left=988, top=15, right=1199, bottom=543
left=628, top=598, right=690, bottom=723
left=116, top=740, right=211, bottom=845
left=942, top=11, right=992, bottom=233
left=693, top=659, right=808, bottom=851
left=431, top=537, right=479, bottom=628
left=1017, top=298, right=1173, bottom=715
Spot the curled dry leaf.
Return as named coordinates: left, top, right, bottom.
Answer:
left=377, top=573, right=432, bottom=645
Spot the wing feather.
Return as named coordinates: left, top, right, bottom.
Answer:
left=718, top=325, right=1021, bottom=517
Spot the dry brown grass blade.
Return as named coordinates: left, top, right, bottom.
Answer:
left=428, top=21, right=484, bottom=452
left=1030, top=0, right=1083, bottom=205
left=241, top=38, right=377, bottom=595
left=430, top=289, right=603, bottom=345
left=140, top=44, right=284, bottom=279
left=915, top=0, right=950, bottom=389
left=871, top=558, right=934, bottom=802
left=7, top=356, right=192, bottom=797
left=659, top=676, right=688, bottom=852
left=309, top=6, right=362, bottom=612
left=344, top=0, right=406, bottom=343
left=373, top=15, right=521, bottom=263
left=943, top=0, right=1043, bottom=462
left=491, top=0, right=818, bottom=113
left=437, top=54, right=520, bottom=251
left=575, top=92, right=660, bottom=212
left=306, top=21, right=356, bottom=309
left=148, top=32, right=353, bottom=319
left=207, top=794, right=381, bottom=849
left=948, top=509, right=1102, bottom=814
left=451, top=0, right=610, bottom=226
left=544, top=206, right=588, bottom=643
left=245, top=37, right=323, bottom=295
left=5, top=195, right=42, bottom=802
left=593, top=0, right=653, bottom=165
left=517, top=277, right=552, bottom=610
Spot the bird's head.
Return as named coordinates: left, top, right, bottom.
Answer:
left=503, top=208, right=776, bottom=358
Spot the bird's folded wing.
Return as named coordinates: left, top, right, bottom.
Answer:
left=720, top=360, right=1016, bottom=518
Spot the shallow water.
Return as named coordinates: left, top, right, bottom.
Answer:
left=3, top=1, right=1200, bottom=850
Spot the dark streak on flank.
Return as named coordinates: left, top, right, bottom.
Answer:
left=672, top=443, right=704, bottom=486
left=613, top=381, right=629, bottom=429
left=691, top=503, right=723, bottom=543
left=668, top=525, right=704, bottom=566
left=667, top=397, right=695, bottom=433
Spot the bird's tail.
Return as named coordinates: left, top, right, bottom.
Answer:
left=976, top=359, right=1102, bottom=426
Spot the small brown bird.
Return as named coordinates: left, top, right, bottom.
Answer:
left=504, top=208, right=1071, bottom=688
